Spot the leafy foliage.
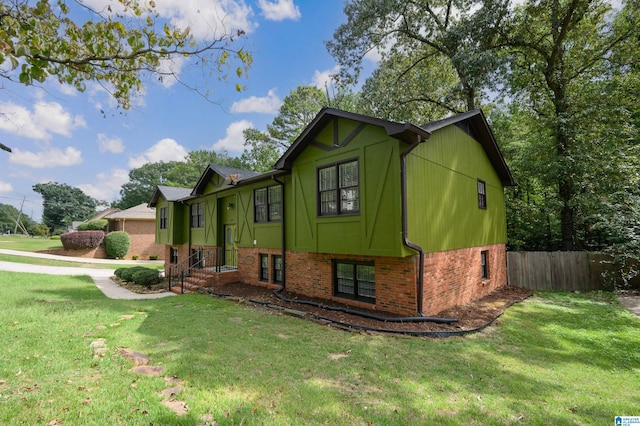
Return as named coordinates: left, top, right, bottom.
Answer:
left=32, top=182, right=96, bottom=233
left=105, top=231, right=130, bottom=259
left=114, top=162, right=178, bottom=209
left=77, top=219, right=108, bottom=231
left=0, top=0, right=252, bottom=109
left=0, top=203, right=37, bottom=235
left=60, top=231, right=105, bottom=250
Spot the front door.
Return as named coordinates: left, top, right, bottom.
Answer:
left=224, top=224, right=237, bottom=267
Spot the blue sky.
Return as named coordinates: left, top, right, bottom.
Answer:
left=0, top=0, right=368, bottom=222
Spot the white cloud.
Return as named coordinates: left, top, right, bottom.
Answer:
left=58, top=84, right=78, bottom=96
left=0, top=181, right=13, bottom=193
left=258, top=0, right=301, bottom=21
left=311, top=65, right=340, bottom=89
left=212, top=120, right=253, bottom=153
left=97, top=134, right=125, bottom=154
left=77, top=168, right=130, bottom=202
left=81, top=0, right=257, bottom=39
left=0, top=101, right=85, bottom=140
left=128, top=138, right=189, bottom=168
left=231, top=89, right=282, bottom=114
left=155, top=55, right=188, bottom=88
left=9, top=147, right=83, bottom=168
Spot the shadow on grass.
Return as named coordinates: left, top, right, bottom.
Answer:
left=128, top=292, right=640, bottom=424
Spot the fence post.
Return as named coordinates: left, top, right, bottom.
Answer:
left=180, top=270, right=184, bottom=294
left=168, top=266, right=172, bottom=291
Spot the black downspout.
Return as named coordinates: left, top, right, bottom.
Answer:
left=273, top=176, right=286, bottom=290
left=401, top=135, right=426, bottom=316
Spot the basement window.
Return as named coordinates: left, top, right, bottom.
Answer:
left=481, top=250, right=489, bottom=279
left=334, top=260, right=375, bottom=302
left=273, top=255, right=283, bottom=284
left=259, top=254, right=269, bottom=282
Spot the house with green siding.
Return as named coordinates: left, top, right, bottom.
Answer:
left=149, top=108, right=514, bottom=316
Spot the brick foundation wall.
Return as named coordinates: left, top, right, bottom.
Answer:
left=421, top=244, right=507, bottom=316
left=114, top=220, right=164, bottom=260
left=160, top=243, right=507, bottom=317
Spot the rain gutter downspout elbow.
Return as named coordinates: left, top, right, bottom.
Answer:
left=401, top=134, right=427, bottom=316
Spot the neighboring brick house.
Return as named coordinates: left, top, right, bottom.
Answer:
left=150, top=108, right=515, bottom=316
left=105, top=203, right=164, bottom=260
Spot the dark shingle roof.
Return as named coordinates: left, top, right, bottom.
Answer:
left=148, top=185, right=192, bottom=207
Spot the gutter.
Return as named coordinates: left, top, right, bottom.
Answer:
left=401, top=134, right=427, bottom=316
left=273, top=176, right=286, bottom=290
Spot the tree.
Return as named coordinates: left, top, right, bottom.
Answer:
left=165, top=150, right=246, bottom=187
left=33, top=182, right=96, bottom=232
left=0, top=0, right=252, bottom=110
left=327, top=0, right=509, bottom=116
left=0, top=203, right=37, bottom=235
left=114, top=161, right=178, bottom=209
left=240, top=128, right=281, bottom=172
left=498, top=0, right=639, bottom=250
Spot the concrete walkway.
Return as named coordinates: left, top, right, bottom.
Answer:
left=0, top=249, right=174, bottom=300
left=618, top=296, right=640, bottom=318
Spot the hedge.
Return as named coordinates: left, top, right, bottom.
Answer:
left=114, top=266, right=161, bottom=288
left=77, top=219, right=108, bottom=231
left=60, top=231, right=105, bottom=250
left=105, top=231, right=130, bottom=259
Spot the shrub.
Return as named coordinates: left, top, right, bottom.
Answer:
left=149, top=255, right=158, bottom=260
left=105, top=231, right=130, bottom=259
left=60, top=231, right=105, bottom=250
left=50, top=235, right=61, bottom=240
left=114, top=266, right=161, bottom=288
left=77, top=219, right=108, bottom=231
left=132, top=268, right=162, bottom=287
left=114, top=266, right=148, bottom=282
left=131, top=255, right=139, bottom=260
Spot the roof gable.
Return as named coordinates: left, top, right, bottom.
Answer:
left=191, top=164, right=262, bottom=195
left=274, top=108, right=430, bottom=170
left=106, top=203, right=156, bottom=220
left=421, top=109, right=515, bottom=186
left=148, top=185, right=192, bottom=207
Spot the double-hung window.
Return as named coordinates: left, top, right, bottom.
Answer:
left=255, top=185, right=282, bottom=223
left=259, top=254, right=269, bottom=281
left=159, top=207, right=168, bottom=229
left=334, top=260, right=375, bottom=302
left=318, top=159, right=359, bottom=216
left=191, top=202, right=204, bottom=228
left=273, top=256, right=283, bottom=284
left=478, top=179, right=487, bottom=209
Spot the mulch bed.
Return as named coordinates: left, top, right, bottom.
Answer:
left=194, top=283, right=532, bottom=336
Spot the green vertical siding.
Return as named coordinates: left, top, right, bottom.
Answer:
left=407, top=125, right=507, bottom=252
left=287, top=118, right=404, bottom=256
left=155, top=198, right=187, bottom=245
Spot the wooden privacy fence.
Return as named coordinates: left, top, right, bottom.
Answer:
left=507, top=251, right=614, bottom=291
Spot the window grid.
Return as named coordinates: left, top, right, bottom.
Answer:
left=273, top=255, right=283, bottom=284
left=334, top=260, right=375, bottom=302
left=254, top=185, right=282, bottom=223
left=159, top=207, right=168, bottom=229
left=191, top=202, right=204, bottom=228
left=318, top=159, right=359, bottom=216
left=478, top=179, right=487, bottom=209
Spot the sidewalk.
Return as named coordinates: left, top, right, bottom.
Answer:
left=0, top=249, right=174, bottom=300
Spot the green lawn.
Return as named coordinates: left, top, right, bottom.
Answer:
left=0, top=235, right=63, bottom=252
left=0, top=272, right=638, bottom=425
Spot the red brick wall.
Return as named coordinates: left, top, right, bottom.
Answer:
left=421, top=244, right=507, bottom=316
left=112, top=219, right=164, bottom=260
left=160, top=243, right=507, bottom=317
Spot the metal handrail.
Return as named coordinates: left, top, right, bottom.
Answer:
left=168, top=247, right=238, bottom=293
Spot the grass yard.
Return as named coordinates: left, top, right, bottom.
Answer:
left=0, top=235, right=63, bottom=252
left=0, top=272, right=638, bottom=425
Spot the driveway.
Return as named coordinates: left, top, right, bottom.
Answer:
left=0, top=249, right=174, bottom=300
